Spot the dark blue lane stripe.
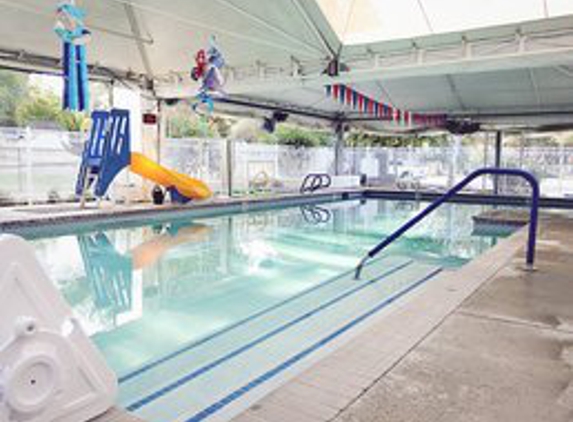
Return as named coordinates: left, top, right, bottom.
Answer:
left=126, top=260, right=414, bottom=412
left=119, top=256, right=405, bottom=384
left=185, top=267, right=444, bottom=422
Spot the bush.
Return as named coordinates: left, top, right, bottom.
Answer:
left=274, top=125, right=330, bottom=148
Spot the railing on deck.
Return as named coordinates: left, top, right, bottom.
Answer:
left=355, top=168, right=540, bottom=279
left=300, top=173, right=332, bottom=194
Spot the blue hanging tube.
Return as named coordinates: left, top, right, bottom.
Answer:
left=77, top=44, right=89, bottom=111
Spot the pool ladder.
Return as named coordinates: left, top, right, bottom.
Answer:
left=355, top=168, right=540, bottom=279
left=300, top=173, right=332, bottom=194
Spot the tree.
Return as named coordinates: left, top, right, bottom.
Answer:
left=15, top=87, right=62, bottom=127
left=167, top=114, right=215, bottom=138
left=346, top=130, right=450, bottom=147
left=13, top=86, right=89, bottom=131
left=0, top=70, right=28, bottom=126
left=273, top=124, right=331, bottom=147
left=58, top=111, right=90, bottom=132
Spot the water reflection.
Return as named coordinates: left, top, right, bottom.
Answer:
left=27, top=199, right=511, bottom=375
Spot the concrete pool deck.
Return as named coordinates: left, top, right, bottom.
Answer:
left=229, top=212, right=573, bottom=422
left=0, top=190, right=362, bottom=232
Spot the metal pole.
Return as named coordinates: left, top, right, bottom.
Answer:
left=157, top=99, right=164, bottom=164
left=333, top=121, right=345, bottom=176
left=355, top=167, right=539, bottom=279
left=493, top=131, right=502, bottom=194
left=226, top=139, right=234, bottom=197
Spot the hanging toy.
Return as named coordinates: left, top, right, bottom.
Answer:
left=54, top=2, right=91, bottom=112
left=190, top=37, right=226, bottom=118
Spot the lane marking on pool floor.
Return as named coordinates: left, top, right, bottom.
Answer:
left=125, top=260, right=415, bottom=412
left=184, top=267, right=444, bottom=422
left=119, top=255, right=408, bottom=384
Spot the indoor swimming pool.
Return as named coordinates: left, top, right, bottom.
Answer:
left=18, top=198, right=512, bottom=422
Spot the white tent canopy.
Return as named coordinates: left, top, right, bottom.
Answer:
left=1, top=0, right=573, bottom=130
left=316, top=0, right=573, bottom=44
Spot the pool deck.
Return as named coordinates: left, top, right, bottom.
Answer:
left=230, top=212, right=573, bottom=422
left=0, top=189, right=362, bottom=231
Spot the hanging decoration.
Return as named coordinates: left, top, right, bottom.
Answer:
left=325, top=84, right=447, bottom=128
left=190, top=37, right=226, bottom=117
left=54, top=2, right=91, bottom=112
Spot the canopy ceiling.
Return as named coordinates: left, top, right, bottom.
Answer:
left=316, top=0, right=573, bottom=45
left=1, top=0, right=573, bottom=131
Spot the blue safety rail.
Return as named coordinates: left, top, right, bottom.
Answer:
left=300, top=173, right=332, bottom=193
left=94, top=109, right=131, bottom=197
left=355, top=168, right=540, bottom=279
left=75, top=110, right=110, bottom=196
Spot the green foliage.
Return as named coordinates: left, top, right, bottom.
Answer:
left=58, top=111, right=90, bottom=132
left=14, top=87, right=89, bottom=132
left=254, top=130, right=276, bottom=144
left=15, top=87, right=61, bottom=126
left=0, top=70, right=28, bottom=126
left=347, top=131, right=450, bottom=147
left=273, top=124, right=331, bottom=148
left=167, top=114, right=215, bottom=138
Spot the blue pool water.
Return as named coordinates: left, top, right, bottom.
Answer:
left=23, top=198, right=510, bottom=422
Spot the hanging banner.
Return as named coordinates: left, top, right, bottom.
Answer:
left=324, top=83, right=446, bottom=127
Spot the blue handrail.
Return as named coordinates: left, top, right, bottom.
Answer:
left=355, top=168, right=540, bottom=279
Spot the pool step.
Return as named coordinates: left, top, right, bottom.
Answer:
left=118, top=257, right=443, bottom=422
left=274, top=231, right=467, bottom=269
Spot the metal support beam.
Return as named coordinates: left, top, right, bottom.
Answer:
left=0, top=47, right=145, bottom=84
left=156, top=23, right=573, bottom=99
left=108, top=0, right=319, bottom=58
left=216, top=96, right=335, bottom=121
left=0, top=0, right=154, bottom=45
left=123, top=1, right=154, bottom=80
left=211, top=0, right=324, bottom=55
left=333, top=120, right=345, bottom=175
left=291, top=0, right=338, bottom=57
left=493, top=131, right=503, bottom=195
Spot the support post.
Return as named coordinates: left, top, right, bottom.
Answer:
left=157, top=99, right=164, bottom=164
left=226, top=139, right=234, bottom=197
left=493, top=131, right=502, bottom=194
left=333, top=120, right=345, bottom=176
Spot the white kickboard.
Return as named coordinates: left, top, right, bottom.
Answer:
left=0, top=235, right=117, bottom=422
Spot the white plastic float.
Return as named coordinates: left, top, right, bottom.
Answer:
left=0, top=235, right=117, bottom=422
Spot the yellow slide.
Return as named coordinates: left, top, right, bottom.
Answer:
left=129, top=152, right=212, bottom=200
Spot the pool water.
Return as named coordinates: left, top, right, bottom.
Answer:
left=25, top=199, right=509, bottom=422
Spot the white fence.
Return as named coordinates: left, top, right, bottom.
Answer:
left=2, top=127, right=573, bottom=204
left=0, top=127, right=83, bottom=203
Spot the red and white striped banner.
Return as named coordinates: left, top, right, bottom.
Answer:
left=325, top=84, right=446, bottom=127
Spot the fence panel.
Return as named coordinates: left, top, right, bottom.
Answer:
left=3, top=130, right=573, bottom=203
left=0, top=128, right=83, bottom=203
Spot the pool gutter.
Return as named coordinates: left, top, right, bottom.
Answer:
left=0, top=189, right=365, bottom=233
left=3, top=187, right=572, bottom=234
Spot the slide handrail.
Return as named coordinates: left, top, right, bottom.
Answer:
left=300, top=173, right=332, bottom=194
left=355, top=168, right=540, bottom=279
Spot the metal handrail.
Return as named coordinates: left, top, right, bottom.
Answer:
left=355, top=168, right=540, bottom=279
left=300, top=173, right=332, bottom=193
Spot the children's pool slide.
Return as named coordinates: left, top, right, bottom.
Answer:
left=129, top=152, right=212, bottom=200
